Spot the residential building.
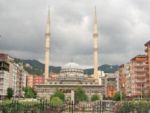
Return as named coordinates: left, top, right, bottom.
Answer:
left=145, top=41, right=150, bottom=90
left=130, top=55, right=148, bottom=97
left=119, top=40, right=150, bottom=98
left=27, top=75, right=44, bottom=88
left=33, top=76, right=44, bottom=85
left=0, top=53, right=27, bottom=98
left=119, top=64, right=127, bottom=95
left=27, top=75, right=34, bottom=88
left=102, top=72, right=119, bottom=97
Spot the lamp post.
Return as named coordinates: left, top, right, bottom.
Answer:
left=140, top=84, right=143, bottom=100
left=120, top=83, right=124, bottom=102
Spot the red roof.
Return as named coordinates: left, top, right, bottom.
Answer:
left=131, top=54, right=147, bottom=61
left=145, top=41, right=150, bottom=46
left=0, top=53, right=8, bottom=60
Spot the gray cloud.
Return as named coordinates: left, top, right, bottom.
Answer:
left=0, top=0, right=150, bottom=67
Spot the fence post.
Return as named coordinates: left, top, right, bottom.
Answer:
left=134, top=109, right=137, bottom=113
left=72, top=101, right=73, bottom=113
left=100, top=101, right=102, bottom=113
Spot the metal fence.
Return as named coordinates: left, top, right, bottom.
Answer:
left=112, top=101, right=150, bottom=113
left=0, top=100, right=115, bottom=113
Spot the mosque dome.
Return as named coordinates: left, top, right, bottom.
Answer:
left=62, top=62, right=83, bottom=69
left=59, top=62, right=84, bottom=80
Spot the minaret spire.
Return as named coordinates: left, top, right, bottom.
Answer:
left=44, top=8, right=50, bottom=83
left=93, top=7, right=99, bottom=81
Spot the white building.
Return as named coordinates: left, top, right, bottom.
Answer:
left=0, top=53, right=27, bottom=98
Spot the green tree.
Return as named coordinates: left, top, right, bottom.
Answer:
left=143, top=89, right=150, bottom=98
left=7, top=88, right=14, bottom=99
left=50, top=97, right=63, bottom=106
left=23, top=87, right=37, bottom=98
left=75, top=87, right=88, bottom=102
left=91, top=94, right=100, bottom=101
left=113, top=91, right=125, bottom=101
left=50, top=90, right=65, bottom=102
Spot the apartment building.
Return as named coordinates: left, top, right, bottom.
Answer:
left=27, top=75, right=34, bottom=88
left=27, top=75, right=44, bottom=88
left=130, top=55, right=148, bottom=97
left=0, top=54, right=12, bottom=98
left=0, top=53, right=27, bottom=98
left=145, top=41, right=150, bottom=90
left=102, top=72, right=119, bottom=97
left=119, top=40, right=150, bottom=98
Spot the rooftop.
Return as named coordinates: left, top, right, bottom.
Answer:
left=144, top=40, right=150, bottom=46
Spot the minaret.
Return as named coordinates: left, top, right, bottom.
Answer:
left=93, top=7, right=99, bottom=80
left=44, top=9, right=50, bottom=83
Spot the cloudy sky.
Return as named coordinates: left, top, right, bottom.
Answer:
left=0, top=0, right=150, bottom=67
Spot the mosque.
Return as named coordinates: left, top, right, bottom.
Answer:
left=35, top=8, right=104, bottom=100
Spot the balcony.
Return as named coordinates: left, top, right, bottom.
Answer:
left=135, top=76, right=148, bottom=79
left=135, top=81, right=145, bottom=85
left=134, top=65, right=148, bottom=69
left=145, top=48, right=148, bottom=52
left=134, top=70, right=147, bottom=74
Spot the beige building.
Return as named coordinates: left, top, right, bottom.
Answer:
left=35, top=8, right=104, bottom=100
left=35, top=63, right=104, bottom=100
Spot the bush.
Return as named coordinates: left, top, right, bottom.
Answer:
left=50, top=90, right=65, bottom=102
left=113, top=91, right=125, bottom=101
left=23, top=87, right=37, bottom=98
left=91, top=94, right=100, bottom=101
left=115, top=101, right=150, bottom=113
left=7, top=88, right=14, bottom=99
left=50, top=97, right=63, bottom=106
left=75, top=87, right=88, bottom=102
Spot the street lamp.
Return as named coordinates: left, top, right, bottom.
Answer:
left=140, top=84, right=144, bottom=100
left=120, top=83, right=124, bottom=102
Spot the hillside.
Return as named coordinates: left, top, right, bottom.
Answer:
left=14, top=58, right=119, bottom=75
left=84, top=64, right=119, bottom=75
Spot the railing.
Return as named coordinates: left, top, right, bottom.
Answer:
left=112, top=101, right=150, bottom=113
left=0, top=100, right=116, bottom=113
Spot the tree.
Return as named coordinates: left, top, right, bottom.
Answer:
left=75, top=87, right=88, bottom=102
left=113, top=91, right=125, bottom=101
left=23, top=87, right=37, bottom=98
left=50, top=90, right=65, bottom=102
left=50, top=97, right=63, bottom=106
left=7, top=88, right=14, bottom=99
left=91, top=94, right=100, bottom=101
left=143, top=89, right=150, bottom=98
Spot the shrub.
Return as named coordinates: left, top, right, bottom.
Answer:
left=116, top=101, right=150, bottom=113
left=50, top=90, right=65, bottom=102
left=50, top=97, right=63, bottom=106
left=91, top=94, right=100, bottom=101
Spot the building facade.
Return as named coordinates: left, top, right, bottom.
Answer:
left=35, top=9, right=104, bottom=100
left=0, top=53, right=27, bottom=98
left=119, top=40, right=150, bottom=98
left=145, top=41, right=150, bottom=90
left=102, top=72, right=119, bottom=98
left=27, top=75, right=44, bottom=88
left=129, top=55, right=148, bottom=97
left=35, top=63, right=104, bottom=100
left=27, top=75, right=34, bottom=88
